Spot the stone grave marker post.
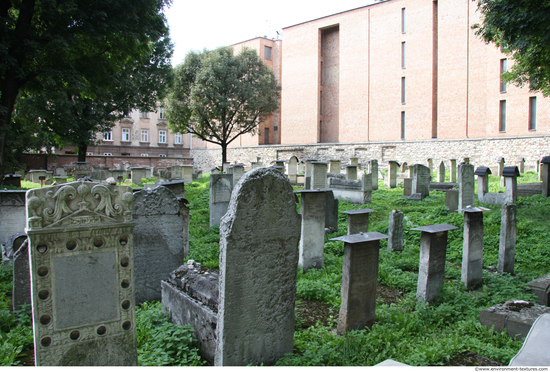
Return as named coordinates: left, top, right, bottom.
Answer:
left=474, top=167, right=492, bottom=202
left=329, top=159, right=341, bottom=174
left=458, top=206, right=490, bottom=290
left=498, top=203, right=517, bottom=274
left=311, top=162, right=329, bottom=189
left=133, top=186, right=188, bottom=304
left=304, top=158, right=318, bottom=190
left=498, top=157, right=506, bottom=187
left=458, top=163, right=475, bottom=209
left=541, top=156, right=550, bottom=197
left=385, top=161, right=400, bottom=188
left=222, top=162, right=231, bottom=173
left=403, top=178, right=412, bottom=197
left=438, top=161, right=446, bottom=183
left=325, top=190, right=339, bottom=233
left=450, top=159, right=457, bottom=182
left=331, top=232, right=389, bottom=335
left=350, top=157, right=359, bottom=166
left=362, top=172, right=373, bottom=204
left=369, top=160, right=379, bottom=190
left=209, top=174, right=233, bottom=226
left=408, top=164, right=431, bottom=200
left=445, top=189, right=459, bottom=212
left=427, top=159, right=433, bottom=175
left=295, top=190, right=327, bottom=273
left=250, top=162, right=262, bottom=170
left=26, top=180, right=137, bottom=366
left=342, top=209, right=376, bottom=235
left=230, top=164, right=246, bottom=185
left=387, top=209, right=404, bottom=252
left=171, top=165, right=183, bottom=180
left=503, top=166, right=520, bottom=204
left=346, top=165, right=358, bottom=180
left=130, top=167, right=147, bottom=185
left=215, top=168, right=301, bottom=366
left=412, top=223, right=459, bottom=303
left=517, top=158, right=525, bottom=174
left=182, top=165, right=194, bottom=182
left=287, top=156, right=299, bottom=183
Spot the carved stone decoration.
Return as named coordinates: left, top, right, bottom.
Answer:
left=25, top=180, right=137, bottom=366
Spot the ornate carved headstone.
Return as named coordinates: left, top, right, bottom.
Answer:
left=133, top=186, right=189, bottom=304
left=25, top=180, right=137, bottom=366
left=215, top=167, right=301, bottom=366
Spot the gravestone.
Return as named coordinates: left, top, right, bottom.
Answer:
left=528, top=274, right=550, bottom=306
left=458, top=163, right=475, bottom=210
left=28, top=170, right=47, bottom=183
left=408, top=164, right=430, bottom=200
left=346, top=165, right=358, bottom=180
left=329, top=159, right=341, bottom=174
left=541, top=156, right=550, bottom=197
left=385, top=161, right=400, bottom=188
left=133, top=186, right=189, bottom=304
left=369, top=160, right=379, bottom=190
left=458, top=206, right=490, bottom=290
left=412, top=224, right=459, bottom=303
left=209, top=174, right=233, bottom=227
left=438, top=161, right=446, bottom=183
left=211, top=167, right=220, bottom=175
left=12, top=239, right=31, bottom=315
left=475, top=167, right=492, bottom=201
left=445, top=189, right=458, bottom=212
left=498, top=157, right=506, bottom=187
left=0, top=190, right=27, bottom=249
left=73, top=162, right=90, bottom=180
left=331, top=232, right=389, bottom=335
left=342, top=209, right=376, bottom=235
left=215, top=167, right=301, bottom=366
left=250, top=162, right=262, bottom=170
left=25, top=180, right=137, bottom=366
left=311, top=162, right=328, bottom=189
left=498, top=204, right=517, bottom=274
left=450, top=159, right=457, bottom=183
left=325, top=191, right=339, bottom=233
left=350, top=157, right=359, bottom=166
left=222, top=163, right=230, bottom=173
left=304, top=159, right=318, bottom=190
left=403, top=178, right=412, bottom=197
left=296, top=190, right=327, bottom=273
left=427, top=158, right=433, bottom=174
left=517, top=157, right=525, bottom=174
left=503, top=166, right=520, bottom=204
left=158, top=179, right=186, bottom=199
left=362, top=172, right=373, bottom=204
left=171, top=165, right=183, bottom=180
left=387, top=210, right=404, bottom=252
left=131, top=167, right=147, bottom=185
left=182, top=165, right=194, bottom=182
left=230, top=164, right=246, bottom=185
left=287, top=156, right=299, bottom=183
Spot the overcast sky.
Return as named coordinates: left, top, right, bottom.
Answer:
left=165, top=0, right=378, bottom=66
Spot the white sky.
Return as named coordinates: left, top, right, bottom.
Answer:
left=165, top=0, right=378, bottom=66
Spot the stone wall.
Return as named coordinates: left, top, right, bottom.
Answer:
left=191, top=135, right=550, bottom=173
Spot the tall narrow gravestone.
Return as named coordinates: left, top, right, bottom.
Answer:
left=498, top=204, right=517, bottom=274
left=387, top=210, right=404, bottom=252
left=369, top=160, right=379, bottom=190
left=311, top=162, right=328, bottom=189
left=209, top=174, right=233, bottom=226
left=25, top=180, right=137, bottom=366
left=438, top=161, right=446, bottom=183
left=458, top=163, right=475, bottom=210
left=458, top=206, right=490, bottom=290
left=215, top=167, right=301, bottom=366
left=133, top=186, right=189, bottom=304
left=296, top=190, right=327, bottom=273
left=408, top=164, right=430, bottom=200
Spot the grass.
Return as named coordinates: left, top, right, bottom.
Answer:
left=1, top=169, right=548, bottom=366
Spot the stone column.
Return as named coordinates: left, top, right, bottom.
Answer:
left=331, top=232, right=389, bottom=335
left=458, top=163, right=475, bottom=209
left=385, top=161, right=399, bottom=188
left=387, top=210, right=404, bottom=252
left=329, top=160, right=341, bottom=174
left=296, top=190, right=327, bottom=273
left=458, top=206, right=490, bottom=290
left=498, top=204, right=517, bottom=274
left=438, top=161, right=446, bottom=183
left=342, top=208, right=376, bottom=235
left=474, top=167, right=492, bottom=202
left=498, top=157, right=505, bottom=187
left=369, top=160, right=379, bottom=190
left=450, top=159, right=457, bottom=183
left=311, top=162, right=328, bottom=189
left=503, top=166, right=519, bottom=204
left=412, top=224, right=459, bottom=303
left=346, top=165, right=358, bottom=180
left=542, top=156, right=550, bottom=197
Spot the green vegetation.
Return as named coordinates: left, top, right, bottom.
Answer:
left=1, top=170, right=548, bottom=366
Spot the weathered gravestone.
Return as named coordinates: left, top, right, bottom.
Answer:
left=458, top=206, right=490, bottom=290
left=209, top=174, right=233, bottom=227
left=287, top=156, right=299, bottom=183
left=450, top=159, right=457, bottom=183
left=12, top=238, right=31, bottom=315
left=215, top=167, right=301, bottom=366
left=133, top=186, right=189, bottom=304
left=385, top=161, right=400, bottom=188
left=311, top=162, right=328, bottom=189
left=329, top=159, right=341, bottom=174
left=369, top=160, right=379, bottom=190
left=445, top=189, right=459, bottom=213
left=0, top=190, right=27, bottom=251
left=25, top=180, right=137, bottom=366
left=387, top=209, right=404, bottom=252
left=325, top=190, right=339, bottom=233
left=296, top=190, right=327, bottom=273
left=342, top=209, right=376, bottom=235
left=408, top=164, right=430, bottom=200
left=438, top=161, right=446, bottom=183
left=498, top=204, right=517, bottom=274
left=346, top=165, right=358, bottom=180
left=131, top=167, right=147, bottom=185
left=458, top=163, right=475, bottom=210
left=230, top=164, right=245, bottom=185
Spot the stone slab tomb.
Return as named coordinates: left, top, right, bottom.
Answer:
left=209, top=174, right=233, bottom=226
left=133, top=186, right=189, bottom=304
left=25, top=180, right=137, bottom=366
left=216, top=167, right=301, bottom=366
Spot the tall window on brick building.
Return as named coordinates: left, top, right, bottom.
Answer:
left=174, top=132, right=182, bottom=144
left=529, top=97, right=537, bottom=131
left=402, top=42, right=406, bottom=69
left=264, top=46, right=272, bottom=61
left=401, top=77, right=406, bottom=104
left=401, top=111, right=405, bottom=139
left=264, top=128, right=270, bottom=144
left=402, top=8, right=406, bottom=33
left=319, top=90, right=323, bottom=114
left=141, top=129, right=149, bottom=142
left=158, top=130, right=167, bottom=143
left=103, top=130, right=113, bottom=141
left=499, top=100, right=507, bottom=132
left=500, top=59, right=507, bottom=93
left=121, top=128, right=130, bottom=142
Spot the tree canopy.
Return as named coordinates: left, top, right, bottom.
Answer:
left=166, top=47, right=280, bottom=166
left=0, top=0, right=173, bottom=172
left=475, top=0, right=550, bottom=96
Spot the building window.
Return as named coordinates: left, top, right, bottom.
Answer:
left=86, top=152, right=94, bottom=156
left=264, top=128, right=270, bottom=144
left=499, top=100, right=507, bottom=132
left=103, top=153, right=112, bottom=156
left=159, top=106, right=166, bottom=120
left=401, top=111, right=406, bottom=139
left=174, top=132, right=182, bottom=144
left=401, top=77, right=406, bottom=104
left=141, top=153, right=149, bottom=157
left=141, top=129, right=149, bottom=142
left=500, top=59, right=507, bottom=93
left=319, top=90, right=323, bottom=115
left=158, top=130, right=167, bottom=143
left=103, top=130, right=113, bottom=141
left=264, top=46, right=272, bottom=61
left=529, top=97, right=537, bottom=131
left=159, top=154, right=167, bottom=158
left=121, top=128, right=130, bottom=142
left=402, top=8, right=406, bottom=33
left=140, top=111, right=150, bottom=119
left=274, top=126, right=279, bottom=131
left=401, top=42, right=406, bottom=69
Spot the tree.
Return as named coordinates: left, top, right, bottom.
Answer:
left=1, top=0, right=172, bottom=176
left=166, top=47, right=280, bottom=167
left=475, top=0, right=550, bottom=96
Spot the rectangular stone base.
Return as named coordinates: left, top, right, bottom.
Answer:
left=528, top=273, right=550, bottom=306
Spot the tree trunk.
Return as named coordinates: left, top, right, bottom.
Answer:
left=221, top=143, right=227, bottom=172
left=77, top=143, right=88, bottom=162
